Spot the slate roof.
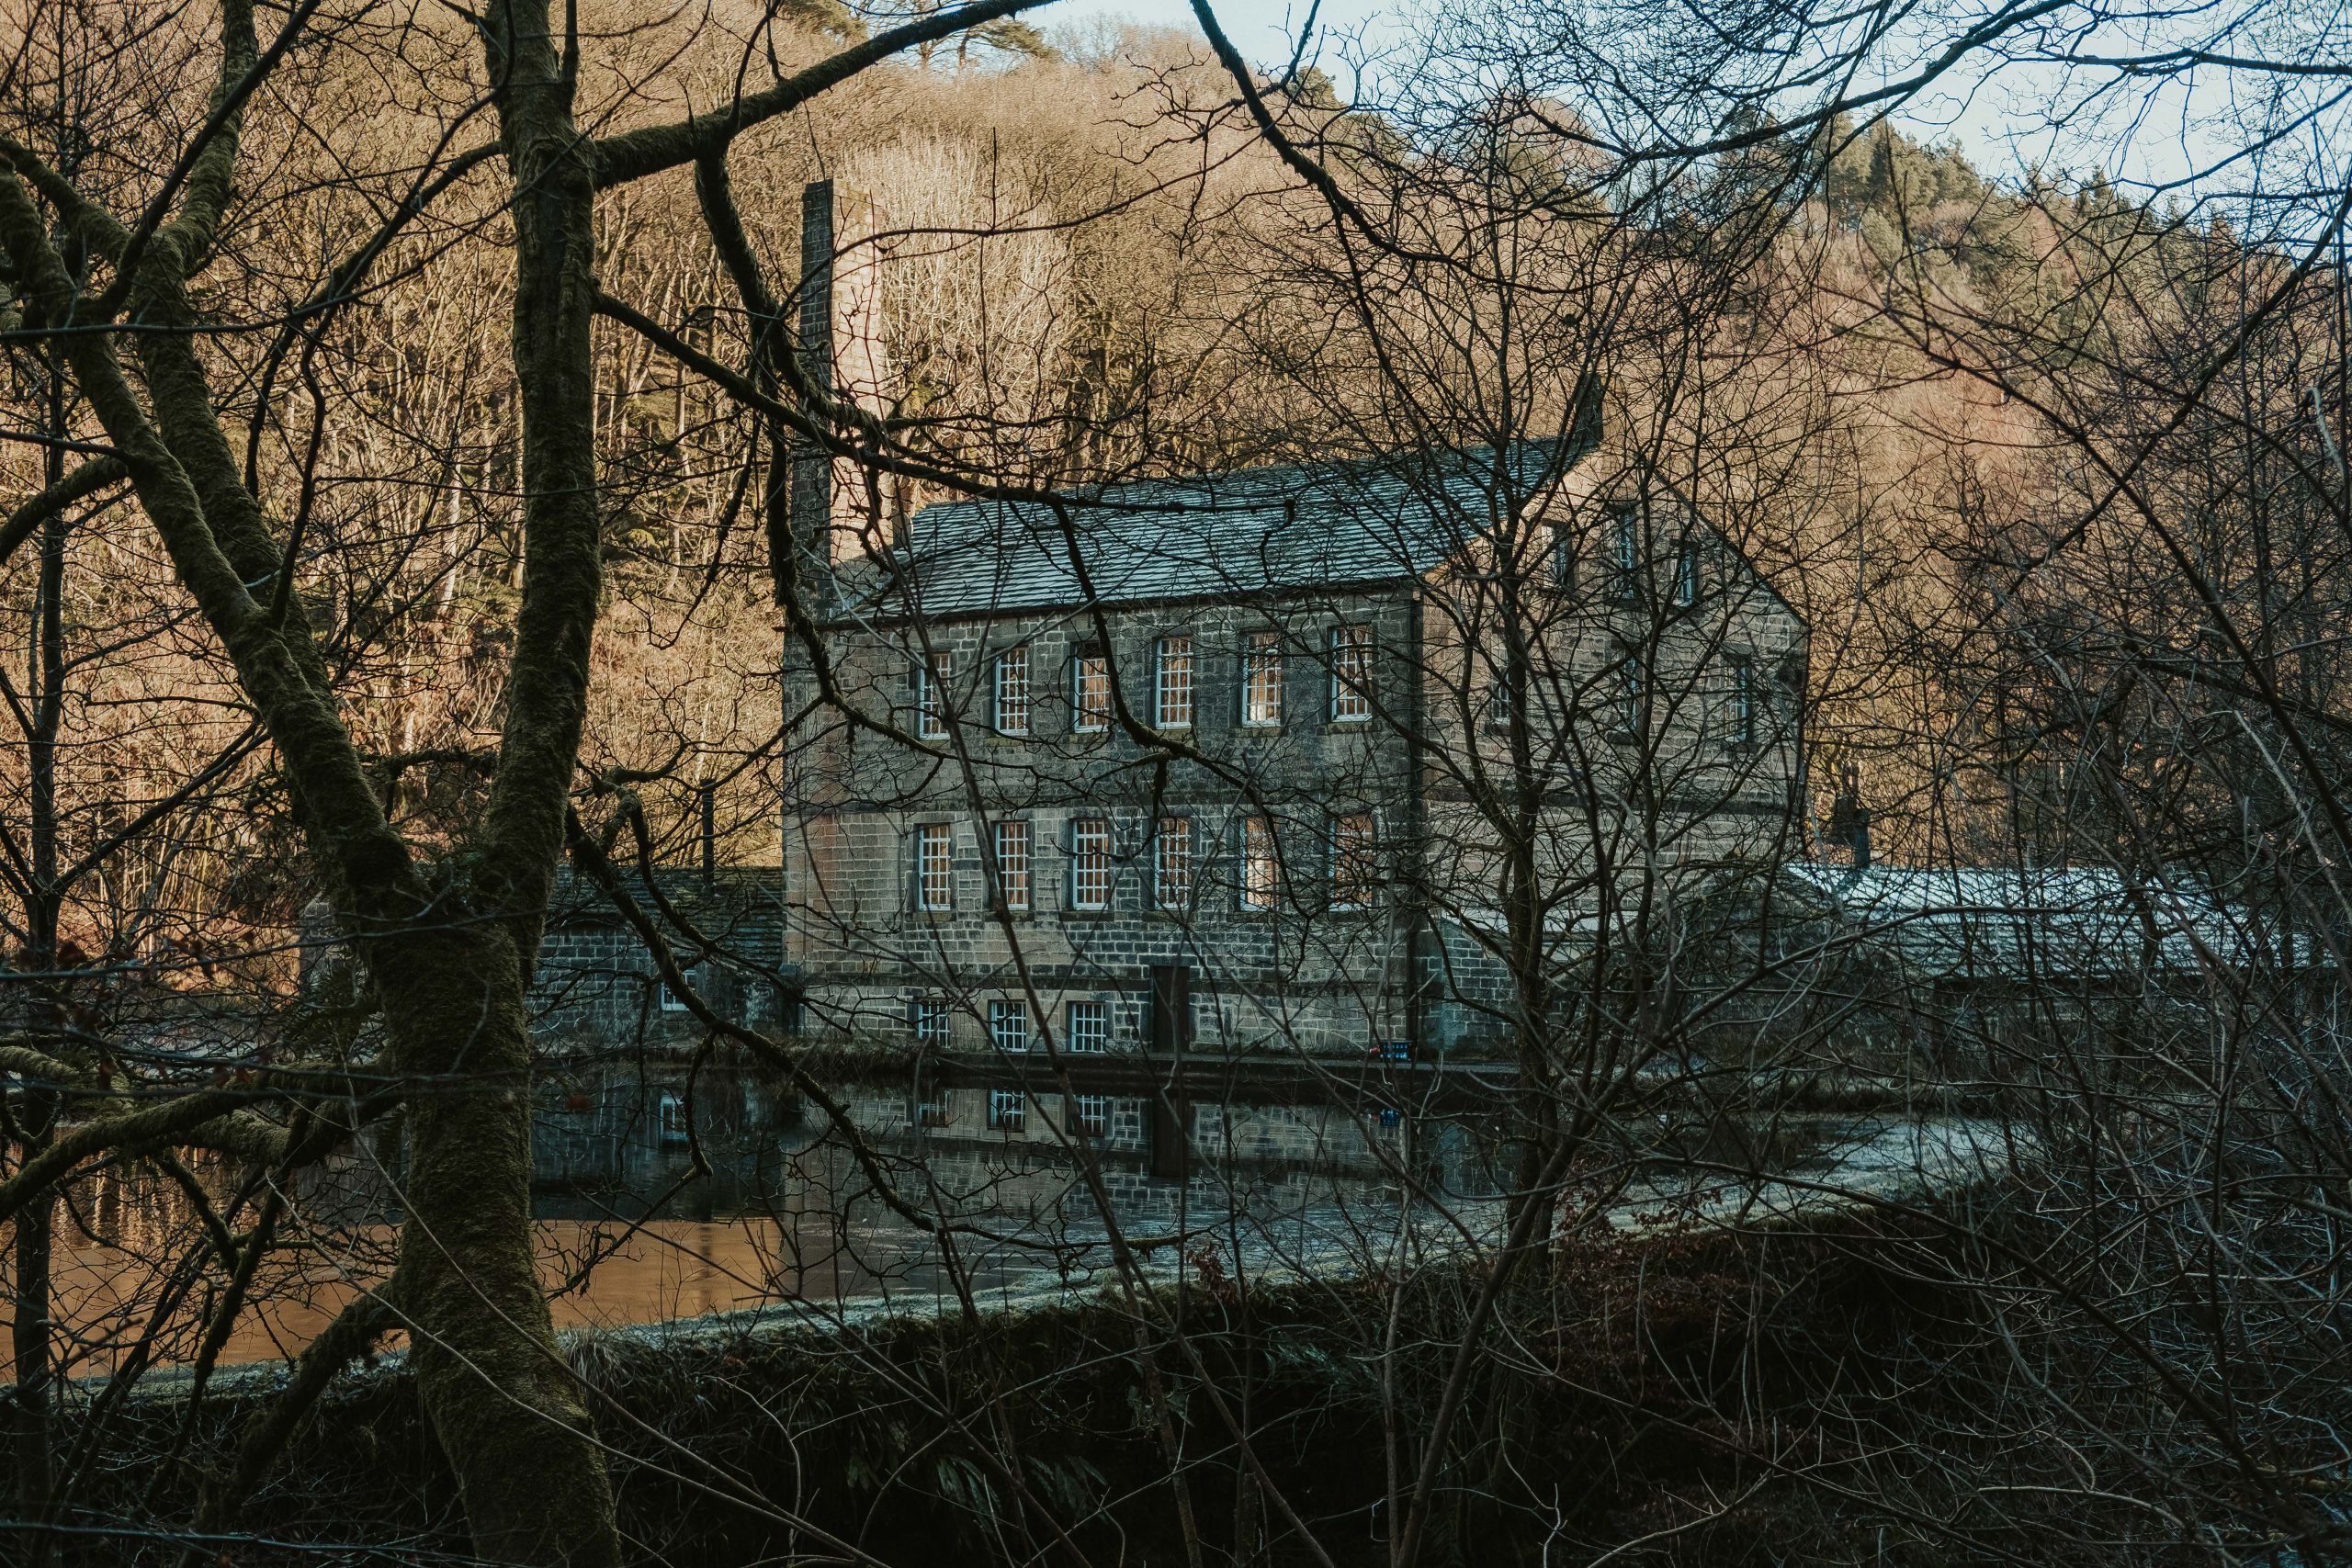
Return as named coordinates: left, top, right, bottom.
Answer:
left=854, top=436, right=1591, bottom=621
left=1777, top=862, right=2256, bottom=982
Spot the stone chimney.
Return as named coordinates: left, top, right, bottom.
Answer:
left=786, top=180, right=899, bottom=574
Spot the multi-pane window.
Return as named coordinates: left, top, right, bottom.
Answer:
left=1672, top=539, right=1701, bottom=606
left=1616, top=657, right=1644, bottom=735
left=917, top=651, right=954, bottom=739
left=988, top=1089, right=1026, bottom=1132
left=1241, top=632, right=1284, bottom=726
left=910, top=997, right=951, bottom=1046
left=1155, top=637, right=1194, bottom=729
left=916, top=822, right=954, bottom=910
left=1486, top=669, right=1515, bottom=732
left=989, top=998, right=1030, bottom=1053
left=658, top=964, right=699, bottom=1013
left=1329, top=625, right=1374, bottom=721
left=1154, top=817, right=1193, bottom=909
left=1069, top=818, right=1111, bottom=910
left=1727, top=653, right=1756, bottom=746
left=992, top=819, right=1031, bottom=911
left=1610, top=506, right=1640, bottom=600
left=1072, top=1093, right=1111, bottom=1137
left=1240, top=816, right=1280, bottom=912
left=1070, top=651, right=1111, bottom=732
left=1331, top=812, right=1377, bottom=910
left=1552, top=526, right=1577, bottom=587
left=1067, top=999, right=1110, bottom=1054
left=993, top=647, right=1031, bottom=734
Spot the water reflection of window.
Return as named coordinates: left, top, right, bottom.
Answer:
left=988, top=1089, right=1025, bottom=1132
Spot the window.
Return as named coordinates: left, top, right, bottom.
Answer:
left=1672, top=538, right=1701, bottom=607
left=1070, top=652, right=1111, bottom=733
left=1486, top=670, right=1515, bottom=732
left=993, top=647, right=1031, bottom=734
left=989, top=998, right=1030, bottom=1053
left=992, top=819, right=1031, bottom=911
left=1329, top=625, right=1374, bottom=721
left=916, top=822, right=954, bottom=910
left=1551, top=526, right=1577, bottom=587
left=1240, top=817, right=1280, bottom=912
left=1155, top=637, right=1194, bottom=729
left=1610, top=506, right=1640, bottom=601
left=910, top=997, right=951, bottom=1046
left=1727, top=653, right=1756, bottom=747
left=1615, top=657, right=1644, bottom=736
left=658, top=964, right=699, bottom=1013
left=1069, top=818, right=1111, bottom=910
left=1072, top=1093, right=1111, bottom=1137
left=1331, top=812, right=1377, bottom=910
left=1154, top=817, right=1193, bottom=909
left=1067, top=999, right=1110, bottom=1054
left=1241, top=632, right=1284, bottom=726
left=917, top=651, right=954, bottom=739
left=988, top=1089, right=1026, bottom=1132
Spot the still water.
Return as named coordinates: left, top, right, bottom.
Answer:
left=5, top=1089, right=1499, bottom=1378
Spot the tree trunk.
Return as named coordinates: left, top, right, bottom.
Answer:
left=386, top=924, right=618, bottom=1567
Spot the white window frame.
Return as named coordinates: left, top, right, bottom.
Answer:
left=1155, top=637, right=1195, bottom=729
left=917, top=651, right=954, bottom=740
left=1154, top=816, right=1193, bottom=909
left=658, top=964, right=700, bottom=1013
left=1671, top=538, right=1701, bottom=606
left=992, top=818, right=1031, bottom=912
left=916, top=822, right=955, bottom=911
left=988, top=1089, right=1026, bottom=1132
left=1241, top=632, right=1284, bottom=727
left=1067, top=999, right=1110, bottom=1054
left=1329, top=625, right=1374, bottom=722
left=1611, top=506, right=1640, bottom=597
left=989, top=998, right=1030, bottom=1054
left=1072, top=1093, right=1111, bottom=1137
left=910, top=997, right=952, bottom=1046
left=1069, top=818, right=1111, bottom=911
left=1239, top=816, right=1279, bottom=913
left=993, top=646, right=1031, bottom=735
left=1070, top=652, right=1111, bottom=733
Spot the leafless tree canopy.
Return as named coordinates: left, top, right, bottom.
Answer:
left=0, top=0, right=2343, bottom=1562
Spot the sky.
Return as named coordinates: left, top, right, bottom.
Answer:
left=1041, top=0, right=2338, bottom=222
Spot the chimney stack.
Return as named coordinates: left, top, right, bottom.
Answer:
left=786, top=180, right=898, bottom=577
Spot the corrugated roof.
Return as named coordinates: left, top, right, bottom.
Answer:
left=856, top=436, right=1590, bottom=620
